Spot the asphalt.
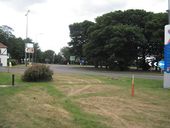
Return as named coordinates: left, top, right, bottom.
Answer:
left=0, top=64, right=163, bottom=80
left=50, top=65, right=163, bottom=80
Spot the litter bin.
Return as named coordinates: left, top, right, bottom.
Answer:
left=0, top=63, right=2, bottom=66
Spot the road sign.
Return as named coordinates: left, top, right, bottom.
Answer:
left=25, top=48, right=34, bottom=53
left=154, top=62, right=158, bottom=67
left=164, top=25, right=170, bottom=88
left=165, top=25, right=170, bottom=73
left=158, top=60, right=164, bottom=70
left=26, top=43, right=33, bottom=48
left=148, top=62, right=152, bottom=67
left=70, top=56, right=75, bottom=61
left=148, top=61, right=158, bottom=67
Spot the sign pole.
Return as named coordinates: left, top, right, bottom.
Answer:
left=164, top=1, right=170, bottom=88
left=164, top=25, right=170, bottom=88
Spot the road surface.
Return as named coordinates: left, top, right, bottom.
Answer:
left=0, top=64, right=163, bottom=80
left=50, top=65, right=163, bottom=80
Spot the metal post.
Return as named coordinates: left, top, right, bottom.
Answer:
left=168, top=0, right=170, bottom=24
left=12, top=74, right=15, bottom=86
left=25, top=10, right=30, bottom=67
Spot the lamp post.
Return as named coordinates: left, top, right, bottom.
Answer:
left=25, top=10, right=30, bottom=66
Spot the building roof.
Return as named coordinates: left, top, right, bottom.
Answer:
left=0, top=43, right=7, bottom=48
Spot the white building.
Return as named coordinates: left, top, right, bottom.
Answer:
left=0, top=42, right=9, bottom=66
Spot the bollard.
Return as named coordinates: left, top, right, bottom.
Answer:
left=131, top=74, right=134, bottom=96
left=12, top=74, right=15, bottom=86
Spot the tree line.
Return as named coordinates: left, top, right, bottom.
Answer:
left=63, top=9, right=168, bottom=70
left=0, top=25, right=64, bottom=65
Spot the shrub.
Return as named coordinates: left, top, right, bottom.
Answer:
left=8, top=59, right=18, bottom=66
left=22, top=64, right=53, bottom=82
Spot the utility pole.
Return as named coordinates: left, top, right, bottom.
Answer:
left=25, top=10, right=30, bottom=66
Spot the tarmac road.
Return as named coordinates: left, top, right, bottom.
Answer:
left=49, top=64, right=163, bottom=80
left=0, top=64, right=163, bottom=80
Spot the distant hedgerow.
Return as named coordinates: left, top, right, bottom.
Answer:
left=22, top=64, right=53, bottom=82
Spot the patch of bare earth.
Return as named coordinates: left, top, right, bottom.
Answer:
left=4, top=87, right=76, bottom=128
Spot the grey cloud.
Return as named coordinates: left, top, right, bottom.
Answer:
left=74, top=0, right=127, bottom=17
left=89, top=0, right=126, bottom=12
left=0, top=0, right=46, bottom=11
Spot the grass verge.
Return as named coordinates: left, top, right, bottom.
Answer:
left=0, top=72, right=170, bottom=128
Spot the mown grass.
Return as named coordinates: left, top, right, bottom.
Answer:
left=0, top=72, right=170, bottom=128
left=44, top=85, right=109, bottom=128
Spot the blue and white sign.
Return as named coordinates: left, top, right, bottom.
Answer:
left=164, top=25, right=170, bottom=73
left=164, top=25, right=170, bottom=88
left=158, top=60, right=164, bottom=70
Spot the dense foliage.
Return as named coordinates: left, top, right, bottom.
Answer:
left=0, top=25, right=56, bottom=64
left=22, top=64, right=53, bottom=82
left=67, top=9, right=168, bottom=70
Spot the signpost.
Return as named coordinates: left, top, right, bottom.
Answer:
left=164, top=25, right=170, bottom=88
left=25, top=43, right=34, bottom=65
left=70, top=56, right=75, bottom=61
left=70, top=56, right=75, bottom=64
left=163, top=0, right=170, bottom=88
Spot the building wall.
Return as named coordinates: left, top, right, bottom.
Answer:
left=0, top=48, right=8, bottom=66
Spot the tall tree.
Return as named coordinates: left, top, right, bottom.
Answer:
left=69, top=9, right=168, bottom=70
left=60, top=47, right=71, bottom=62
left=43, top=50, right=55, bottom=64
left=68, top=20, right=94, bottom=58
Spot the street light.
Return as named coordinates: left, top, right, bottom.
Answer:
left=25, top=10, right=30, bottom=66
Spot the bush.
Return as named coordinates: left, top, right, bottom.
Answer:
left=8, top=59, right=18, bottom=66
left=22, top=64, right=53, bottom=82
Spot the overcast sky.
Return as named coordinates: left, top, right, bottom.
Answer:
left=0, top=0, right=167, bottom=53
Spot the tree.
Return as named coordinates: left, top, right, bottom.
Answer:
left=60, top=47, right=71, bottom=62
left=84, top=24, right=144, bottom=70
left=54, top=53, right=65, bottom=64
left=106, top=25, right=145, bottom=70
left=69, top=9, right=168, bottom=70
left=34, top=43, right=44, bottom=63
left=83, top=24, right=111, bottom=68
left=9, top=37, right=25, bottom=63
left=43, top=50, right=55, bottom=64
left=68, top=20, right=94, bottom=58
left=0, top=25, right=25, bottom=63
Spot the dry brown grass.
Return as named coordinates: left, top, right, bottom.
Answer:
left=3, top=87, right=76, bottom=128
left=53, top=73, right=170, bottom=128
left=54, top=74, right=121, bottom=97
left=1, top=73, right=169, bottom=128
left=76, top=96, right=166, bottom=128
